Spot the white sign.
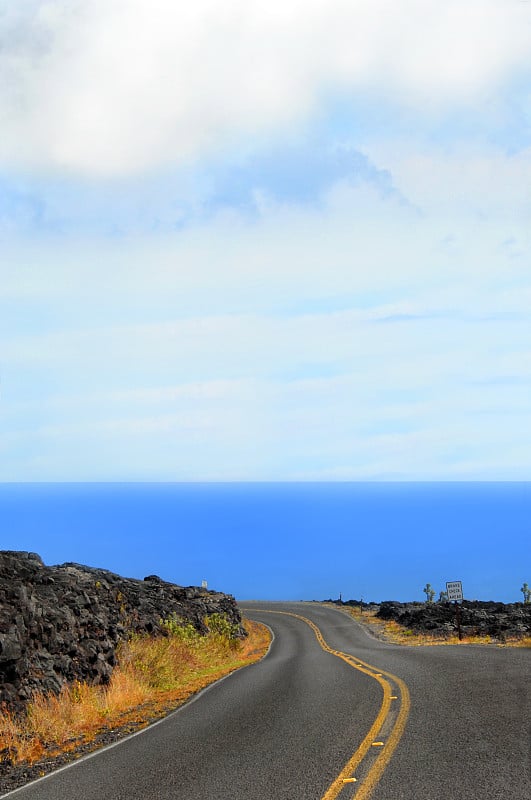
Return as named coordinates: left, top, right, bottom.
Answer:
left=446, top=581, right=463, bottom=602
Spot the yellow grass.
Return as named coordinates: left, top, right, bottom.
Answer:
left=331, top=605, right=531, bottom=647
left=0, top=617, right=270, bottom=768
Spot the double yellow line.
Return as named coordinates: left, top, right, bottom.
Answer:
left=253, top=610, right=410, bottom=800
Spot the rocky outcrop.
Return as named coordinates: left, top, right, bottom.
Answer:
left=323, top=598, right=378, bottom=611
left=0, top=551, right=244, bottom=712
left=376, top=600, right=531, bottom=639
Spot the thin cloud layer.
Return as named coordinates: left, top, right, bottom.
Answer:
left=1, top=177, right=530, bottom=480
left=1, top=0, right=530, bottom=176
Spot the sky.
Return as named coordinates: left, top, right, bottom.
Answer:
left=1, top=0, right=531, bottom=481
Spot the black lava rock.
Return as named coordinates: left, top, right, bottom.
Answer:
left=0, top=551, right=245, bottom=713
left=376, top=599, right=531, bottom=639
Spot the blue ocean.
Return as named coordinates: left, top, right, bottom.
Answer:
left=1, top=482, right=529, bottom=603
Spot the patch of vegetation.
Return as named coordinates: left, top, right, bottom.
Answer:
left=0, top=617, right=270, bottom=769
left=422, top=583, right=435, bottom=603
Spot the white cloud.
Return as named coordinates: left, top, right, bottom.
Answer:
left=1, top=157, right=529, bottom=480
left=1, top=0, right=530, bottom=176
left=359, top=142, right=531, bottom=220
left=3, top=142, right=529, bottom=309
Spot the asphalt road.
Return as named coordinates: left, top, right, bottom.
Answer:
left=4, top=603, right=530, bottom=800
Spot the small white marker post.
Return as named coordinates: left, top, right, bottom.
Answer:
left=446, top=581, right=463, bottom=640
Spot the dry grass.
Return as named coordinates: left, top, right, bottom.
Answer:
left=331, top=605, right=531, bottom=647
left=0, top=617, right=270, bottom=768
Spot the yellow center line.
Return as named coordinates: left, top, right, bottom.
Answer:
left=248, top=609, right=410, bottom=800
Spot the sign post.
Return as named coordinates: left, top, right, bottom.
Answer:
left=446, top=581, right=463, bottom=640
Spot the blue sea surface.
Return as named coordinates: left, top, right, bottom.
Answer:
left=1, top=482, right=529, bottom=603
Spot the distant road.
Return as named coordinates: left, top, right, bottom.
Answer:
left=5, top=603, right=530, bottom=800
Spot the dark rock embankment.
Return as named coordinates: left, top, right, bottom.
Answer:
left=376, top=600, right=531, bottom=639
left=0, top=551, right=244, bottom=712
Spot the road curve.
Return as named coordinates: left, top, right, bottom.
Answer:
left=3, top=602, right=530, bottom=800
left=248, top=603, right=530, bottom=800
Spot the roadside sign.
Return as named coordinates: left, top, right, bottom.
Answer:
left=446, top=581, right=463, bottom=602
left=446, top=581, right=464, bottom=640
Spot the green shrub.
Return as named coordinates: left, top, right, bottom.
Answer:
left=205, top=613, right=241, bottom=648
left=160, top=613, right=199, bottom=643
